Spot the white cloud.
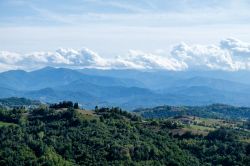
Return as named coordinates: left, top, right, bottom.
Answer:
left=171, top=38, right=250, bottom=71
left=171, top=43, right=237, bottom=70
left=112, top=50, right=186, bottom=70
left=0, top=51, right=23, bottom=64
left=1, top=38, right=250, bottom=72
left=220, top=38, right=250, bottom=57
left=0, top=48, right=108, bottom=71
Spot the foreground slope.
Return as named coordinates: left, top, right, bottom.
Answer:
left=0, top=104, right=249, bottom=165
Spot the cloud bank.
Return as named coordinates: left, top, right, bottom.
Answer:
left=1, top=38, right=250, bottom=72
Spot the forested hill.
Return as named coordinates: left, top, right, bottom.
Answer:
left=0, top=103, right=249, bottom=165
left=134, top=104, right=250, bottom=120
left=0, top=97, right=40, bottom=107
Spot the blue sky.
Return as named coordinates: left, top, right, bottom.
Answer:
left=0, top=0, right=250, bottom=56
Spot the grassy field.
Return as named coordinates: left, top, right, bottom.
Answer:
left=168, top=116, right=250, bottom=136
left=186, top=124, right=214, bottom=131
left=77, top=109, right=98, bottom=120
left=0, top=121, right=16, bottom=127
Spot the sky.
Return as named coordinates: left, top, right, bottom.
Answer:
left=0, top=0, right=250, bottom=71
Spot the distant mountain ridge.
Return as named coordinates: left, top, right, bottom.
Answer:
left=0, top=67, right=143, bottom=91
left=1, top=67, right=250, bottom=109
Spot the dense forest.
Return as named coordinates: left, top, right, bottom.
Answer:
left=134, top=104, right=250, bottom=120
left=0, top=97, right=40, bottom=107
left=0, top=101, right=249, bottom=165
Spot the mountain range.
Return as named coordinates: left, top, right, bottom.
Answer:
left=1, top=67, right=250, bottom=110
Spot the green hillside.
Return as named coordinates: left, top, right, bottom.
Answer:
left=0, top=103, right=249, bottom=165
left=134, top=104, right=250, bottom=120
left=0, top=97, right=40, bottom=107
